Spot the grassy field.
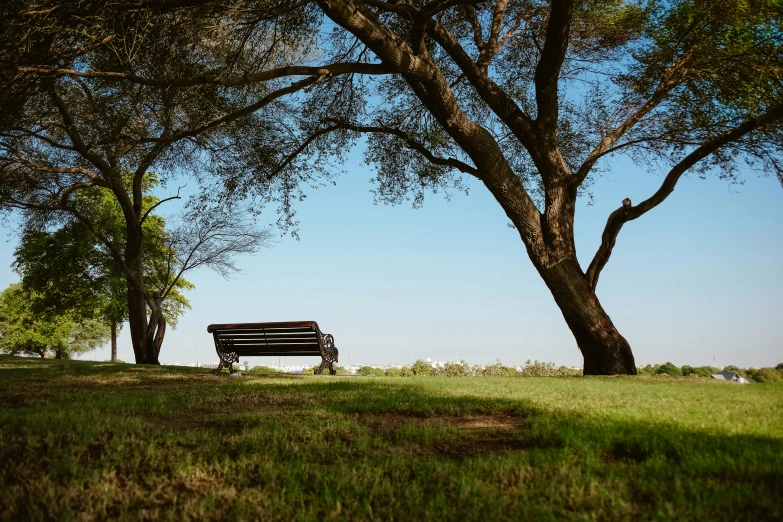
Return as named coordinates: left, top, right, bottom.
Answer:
left=0, top=356, right=781, bottom=521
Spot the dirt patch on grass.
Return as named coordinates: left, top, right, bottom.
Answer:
left=360, top=412, right=525, bottom=432
left=359, top=413, right=531, bottom=460
left=153, top=414, right=252, bottom=435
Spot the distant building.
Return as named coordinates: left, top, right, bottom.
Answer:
left=711, top=371, right=749, bottom=384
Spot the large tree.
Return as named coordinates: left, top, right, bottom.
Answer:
left=3, top=0, right=782, bottom=373
left=12, top=176, right=195, bottom=362
left=0, top=16, right=273, bottom=363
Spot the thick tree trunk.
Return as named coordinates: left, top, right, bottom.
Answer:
left=535, top=256, right=636, bottom=375
left=126, top=278, right=157, bottom=364
left=110, top=322, right=117, bottom=363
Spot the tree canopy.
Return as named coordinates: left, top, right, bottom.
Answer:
left=1, top=0, right=781, bottom=372
left=0, top=283, right=110, bottom=359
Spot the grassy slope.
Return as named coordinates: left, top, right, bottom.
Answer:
left=0, top=356, right=781, bottom=521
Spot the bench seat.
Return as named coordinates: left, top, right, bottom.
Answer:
left=207, top=321, right=338, bottom=375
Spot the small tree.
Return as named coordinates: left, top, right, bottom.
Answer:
left=655, top=362, right=682, bottom=377
left=411, top=360, right=435, bottom=376
left=356, top=366, right=385, bottom=376
left=0, top=284, right=109, bottom=359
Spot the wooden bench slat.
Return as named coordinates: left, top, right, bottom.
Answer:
left=219, top=329, right=318, bottom=334
left=208, top=321, right=316, bottom=332
left=219, top=334, right=318, bottom=339
left=232, top=350, right=322, bottom=356
left=220, top=337, right=318, bottom=344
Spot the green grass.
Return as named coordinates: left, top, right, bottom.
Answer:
left=0, top=356, right=781, bottom=521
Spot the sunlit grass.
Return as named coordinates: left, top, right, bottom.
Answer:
left=0, top=355, right=781, bottom=521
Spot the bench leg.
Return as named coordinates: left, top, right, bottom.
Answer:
left=315, top=361, right=326, bottom=375
left=213, top=351, right=238, bottom=375
left=328, top=362, right=337, bottom=375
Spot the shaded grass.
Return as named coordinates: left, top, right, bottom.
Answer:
left=0, top=355, right=781, bottom=521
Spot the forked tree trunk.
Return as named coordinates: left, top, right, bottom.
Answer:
left=535, top=255, right=636, bottom=375
left=127, top=279, right=157, bottom=364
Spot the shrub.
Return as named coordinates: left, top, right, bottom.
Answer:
left=682, top=366, right=715, bottom=378
left=655, top=362, right=682, bottom=376
left=556, top=365, right=582, bottom=377
left=723, top=365, right=749, bottom=379
left=245, top=365, right=282, bottom=375
left=748, top=368, right=780, bottom=383
left=438, top=361, right=471, bottom=377
left=520, top=360, right=559, bottom=377
left=356, top=366, right=385, bottom=377
left=480, top=360, right=519, bottom=377
left=411, top=359, right=435, bottom=376
left=636, top=364, right=661, bottom=376
left=385, top=366, right=413, bottom=377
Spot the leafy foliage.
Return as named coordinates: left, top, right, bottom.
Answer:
left=410, top=359, right=436, bottom=376
left=0, top=284, right=109, bottom=358
left=356, top=366, right=386, bottom=377
left=656, top=362, right=683, bottom=377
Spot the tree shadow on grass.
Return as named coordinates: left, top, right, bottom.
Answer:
left=220, top=378, right=783, bottom=519
left=0, top=360, right=781, bottom=520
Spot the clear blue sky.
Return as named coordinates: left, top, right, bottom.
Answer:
left=1, top=147, right=781, bottom=369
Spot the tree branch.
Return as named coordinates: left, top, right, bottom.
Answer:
left=19, top=62, right=391, bottom=89
left=585, top=104, right=783, bottom=289
left=48, top=83, right=113, bottom=173
left=139, top=76, right=318, bottom=144
left=573, top=45, right=699, bottom=185
left=139, top=188, right=183, bottom=226
left=534, top=0, right=573, bottom=134
left=326, top=119, right=479, bottom=175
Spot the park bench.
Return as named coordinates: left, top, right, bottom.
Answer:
left=206, top=321, right=338, bottom=375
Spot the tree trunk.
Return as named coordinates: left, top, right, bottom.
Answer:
left=126, top=275, right=156, bottom=364
left=535, top=255, right=636, bottom=375
left=111, top=322, right=117, bottom=363
left=145, top=292, right=166, bottom=363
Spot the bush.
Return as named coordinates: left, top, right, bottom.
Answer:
left=636, top=364, right=661, bottom=376
left=655, top=362, right=682, bottom=376
left=520, top=360, right=559, bottom=377
left=410, top=359, right=435, bottom=376
left=681, top=365, right=716, bottom=378
left=385, top=366, right=413, bottom=377
left=438, top=361, right=471, bottom=377
left=356, top=366, right=385, bottom=377
left=245, top=365, right=282, bottom=375
left=723, top=365, right=749, bottom=379
left=479, top=360, right=519, bottom=377
left=748, top=368, right=781, bottom=383
left=556, top=365, right=582, bottom=377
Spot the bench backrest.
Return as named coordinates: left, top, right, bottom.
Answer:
left=207, top=321, right=323, bottom=356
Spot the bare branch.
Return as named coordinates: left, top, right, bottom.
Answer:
left=139, top=187, right=183, bottom=226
